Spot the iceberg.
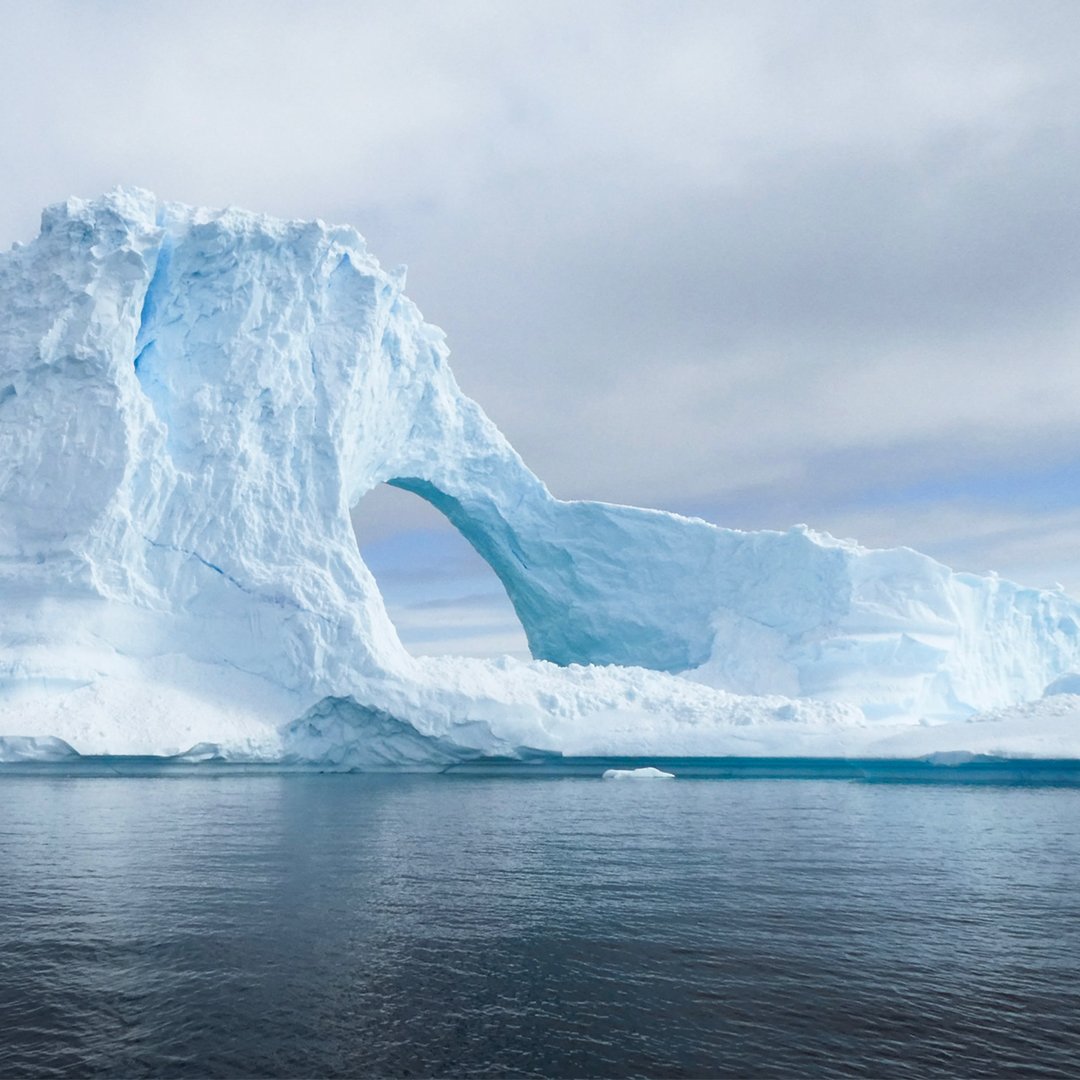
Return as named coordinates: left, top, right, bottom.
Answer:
left=3, top=188, right=1080, bottom=763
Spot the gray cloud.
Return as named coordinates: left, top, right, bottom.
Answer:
left=3, top=0, right=1080, bottom=625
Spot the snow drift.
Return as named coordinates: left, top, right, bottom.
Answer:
left=2, top=189, right=1079, bottom=763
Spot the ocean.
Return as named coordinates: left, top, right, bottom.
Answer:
left=2, top=769, right=1079, bottom=1077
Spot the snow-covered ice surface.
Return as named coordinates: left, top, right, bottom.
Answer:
left=4, top=189, right=1080, bottom=764
left=871, top=690, right=1080, bottom=761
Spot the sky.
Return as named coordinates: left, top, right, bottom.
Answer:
left=3, top=0, right=1080, bottom=656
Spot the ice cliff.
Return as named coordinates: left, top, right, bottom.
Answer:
left=3, top=189, right=1079, bottom=763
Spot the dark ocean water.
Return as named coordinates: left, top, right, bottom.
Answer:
left=2, top=772, right=1079, bottom=1078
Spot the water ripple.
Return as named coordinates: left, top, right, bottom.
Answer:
left=0, top=776, right=1078, bottom=1077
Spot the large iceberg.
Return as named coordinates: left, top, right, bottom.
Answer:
left=3, top=189, right=1079, bottom=763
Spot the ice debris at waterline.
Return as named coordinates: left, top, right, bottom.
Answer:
left=3, top=189, right=1080, bottom=765
left=602, top=767, right=676, bottom=780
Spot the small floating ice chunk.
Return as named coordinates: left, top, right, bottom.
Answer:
left=602, top=766, right=675, bottom=780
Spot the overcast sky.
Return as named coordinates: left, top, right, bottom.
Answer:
left=3, top=1, right=1080, bottom=654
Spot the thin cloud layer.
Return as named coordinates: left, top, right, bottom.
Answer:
left=3, top=0, right=1079, bottom=622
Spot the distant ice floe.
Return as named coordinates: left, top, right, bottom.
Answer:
left=602, top=767, right=676, bottom=780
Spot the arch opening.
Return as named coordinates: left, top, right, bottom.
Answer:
left=350, top=483, right=531, bottom=660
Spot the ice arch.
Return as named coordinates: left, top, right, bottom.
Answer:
left=351, top=483, right=529, bottom=659
left=384, top=475, right=721, bottom=672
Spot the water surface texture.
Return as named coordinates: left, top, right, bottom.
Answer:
left=2, top=775, right=1079, bottom=1077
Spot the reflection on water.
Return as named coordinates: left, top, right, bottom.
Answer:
left=1, top=775, right=1079, bottom=1077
